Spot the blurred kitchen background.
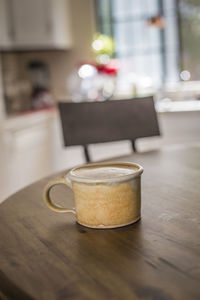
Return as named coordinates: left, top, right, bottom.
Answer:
left=0, top=0, right=200, bottom=202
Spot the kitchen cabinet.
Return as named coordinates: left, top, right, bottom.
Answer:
left=0, top=0, right=12, bottom=49
left=1, top=108, right=58, bottom=202
left=0, top=55, right=6, bottom=126
left=0, top=0, right=72, bottom=50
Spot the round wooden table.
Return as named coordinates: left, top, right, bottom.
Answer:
left=0, top=145, right=200, bottom=300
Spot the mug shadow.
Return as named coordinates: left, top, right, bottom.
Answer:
left=47, top=218, right=145, bottom=269
left=44, top=211, right=150, bottom=299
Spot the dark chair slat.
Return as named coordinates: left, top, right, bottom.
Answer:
left=58, top=97, right=160, bottom=162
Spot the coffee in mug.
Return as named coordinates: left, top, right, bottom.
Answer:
left=43, top=162, right=143, bottom=229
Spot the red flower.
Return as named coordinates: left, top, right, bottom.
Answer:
left=96, top=59, right=119, bottom=76
left=78, top=59, right=119, bottom=76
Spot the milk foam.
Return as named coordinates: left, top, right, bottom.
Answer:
left=73, top=165, right=137, bottom=180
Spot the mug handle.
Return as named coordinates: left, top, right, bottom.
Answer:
left=43, top=174, right=76, bottom=214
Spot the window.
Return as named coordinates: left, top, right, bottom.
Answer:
left=179, top=0, right=200, bottom=80
left=96, top=0, right=180, bottom=89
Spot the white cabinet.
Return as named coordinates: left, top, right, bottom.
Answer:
left=0, top=55, right=6, bottom=126
left=0, top=0, right=72, bottom=50
left=0, top=0, right=12, bottom=49
left=11, top=0, right=52, bottom=48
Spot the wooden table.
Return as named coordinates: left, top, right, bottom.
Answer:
left=0, top=145, right=200, bottom=300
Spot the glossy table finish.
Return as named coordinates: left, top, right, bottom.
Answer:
left=0, top=145, right=200, bottom=300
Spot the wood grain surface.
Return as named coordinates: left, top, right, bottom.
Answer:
left=0, top=145, right=200, bottom=300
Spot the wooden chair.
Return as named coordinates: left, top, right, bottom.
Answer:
left=58, top=96, right=160, bottom=162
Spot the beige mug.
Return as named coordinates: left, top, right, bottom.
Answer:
left=43, top=162, right=143, bottom=229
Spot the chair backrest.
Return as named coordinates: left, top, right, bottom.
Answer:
left=58, top=96, right=160, bottom=161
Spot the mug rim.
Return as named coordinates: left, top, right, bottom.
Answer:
left=66, top=162, right=144, bottom=184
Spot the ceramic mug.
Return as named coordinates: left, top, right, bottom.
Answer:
left=43, top=162, right=143, bottom=229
